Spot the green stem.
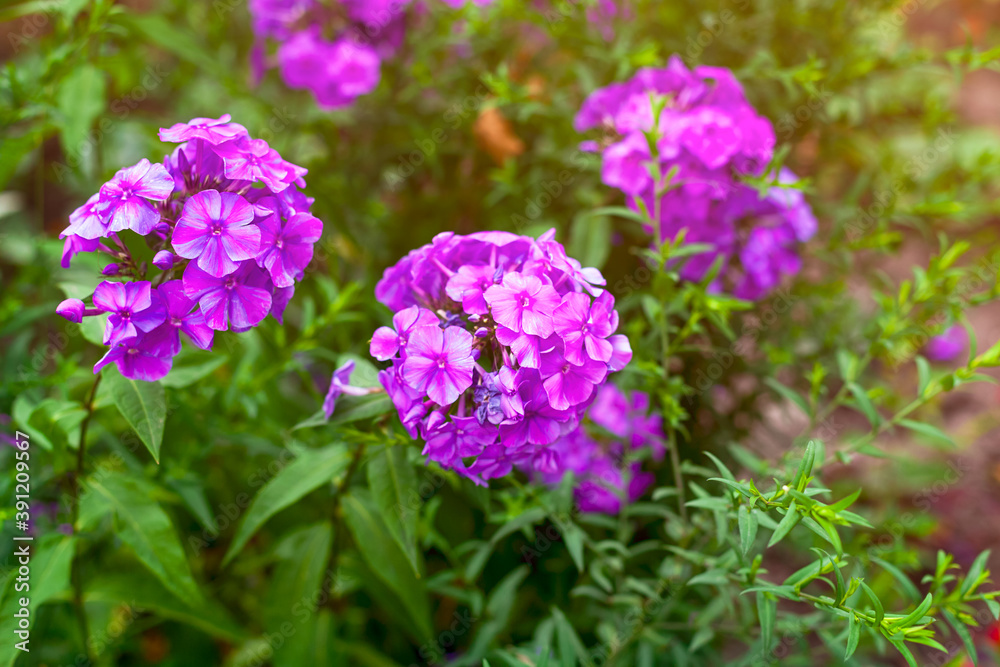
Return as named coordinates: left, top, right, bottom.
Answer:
left=667, top=428, right=686, bottom=522
left=323, top=440, right=368, bottom=605
left=71, top=373, right=101, bottom=663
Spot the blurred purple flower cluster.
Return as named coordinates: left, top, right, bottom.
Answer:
left=367, top=230, right=632, bottom=486
left=249, top=0, right=492, bottom=109
left=56, top=115, right=322, bottom=382
left=540, top=385, right=663, bottom=513
left=576, top=55, right=818, bottom=300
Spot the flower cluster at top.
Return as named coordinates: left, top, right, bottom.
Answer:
left=575, top=55, right=818, bottom=300
left=56, top=115, right=322, bottom=382
left=364, top=230, right=631, bottom=485
left=539, top=384, right=664, bottom=513
left=248, top=0, right=492, bottom=110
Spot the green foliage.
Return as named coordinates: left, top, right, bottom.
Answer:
left=3, top=0, right=1000, bottom=665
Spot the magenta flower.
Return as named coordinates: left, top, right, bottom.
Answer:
left=56, top=298, right=86, bottom=323
left=158, top=114, right=248, bottom=145
left=66, top=194, right=111, bottom=239
left=499, top=372, right=570, bottom=447
left=422, top=413, right=495, bottom=475
left=539, top=346, right=608, bottom=411
left=322, top=38, right=381, bottom=102
left=100, top=159, right=174, bottom=235
left=93, top=281, right=166, bottom=346
left=370, top=306, right=440, bottom=361
left=255, top=211, right=323, bottom=287
left=468, top=445, right=514, bottom=481
left=60, top=234, right=100, bottom=269
left=323, top=360, right=364, bottom=418
left=924, top=325, right=968, bottom=363
left=172, top=190, right=260, bottom=277
left=94, top=335, right=172, bottom=382
left=145, top=281, right=215, bottom=356
left=484, top=273, right=560, bottom=337
left=553, top=291, right=617, bottom=364
left=183, top=263, right=273, bottom=331
left=680, top=107, right=742, bottom=170
left=401, top=325, right=474, bottom=406
left=445, top=264, right=497, bottom=315
left=601, top=132, right=653, bottom=196
left=152, top=250, right=176, bottom=271
left=214, top=137, right=297, bottom=193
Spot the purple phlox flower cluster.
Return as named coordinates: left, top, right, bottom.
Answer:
left=365, top=230, right=631, bottom=485
left=539, top=385, right=664, bottom=514
left=248, top=0, right=494, bottom=109
left=57, top=115, right=323, bottom=382
left=248, top=0, right=406, bottom=109
left=576, top=55, right=818, bottom=300
left=923, top=324, right=968, bottom=363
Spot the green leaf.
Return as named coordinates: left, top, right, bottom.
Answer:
left=888, top=638, right=919, bottom=667
left=88, top=472, right=202, bottom=604
left=916, top=356, right=931, bottom=396
left=898, top=419, right=955, bottom=448
left=960, top=550, right=991, bottom=597
left=223, top=444, right=351, bottom=565
left=757, top=592, right=776, bottom=653
left=121, top=13, right=228, bottom=78
left=367, top=445, right=420, bottom=576
left=551, top=606, right=586, bottom=667
left=860, top=581, right=884, bottom=626
left=845, top=613, right=861, bottom=660
left=568, top=211, right=611, bottom=269
left=158, top=351, right=228, bottom=388
left=942, top=609, right=977, bottom=666
left=739, top=505, right=758, bottom=557
left=56, top=64, right=105, bottom=165
left=871, top=557, right=920, bottom=602
left=85, top=570, right=245, bottom=641
left=0, top=130, right=40, bottom=191
left=848, top=382, right=880, bottom=427
left=0, top=535, right=75, bottom=667
left=330, top=395, right=394, bottom=424
left=768, top=502, right=801, bottom=548
left=703, top=451, right=736, bottom=482
left=266, top=522, right=335, bottom=666
left=342, top=490, right=431, bottom=641
left=486, top=565, right=530, bottom=627
left=105, top=367, right=167, bottom=463
left=763, top=378, right=810, bottom=416
left=562, top=522, right=586, bottom=572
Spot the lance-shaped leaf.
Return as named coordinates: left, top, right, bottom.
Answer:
left=366, top=445, right=420, bottom=576
left=223, top=444, right=351, bottom=566
left=89, top=472, right=202, bottom=604
left=106, top=367, right=167, bottom=463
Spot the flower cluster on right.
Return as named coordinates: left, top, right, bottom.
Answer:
left=576, top=55, right=818, bottom=300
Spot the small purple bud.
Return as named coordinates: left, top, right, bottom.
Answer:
left=56, top=298, right=85, bottom=323
left=153, top=250, right=175, bottom=270
left=102, top=263, right=120, bottom=276
left=474, top=327, right=489, bottom=338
